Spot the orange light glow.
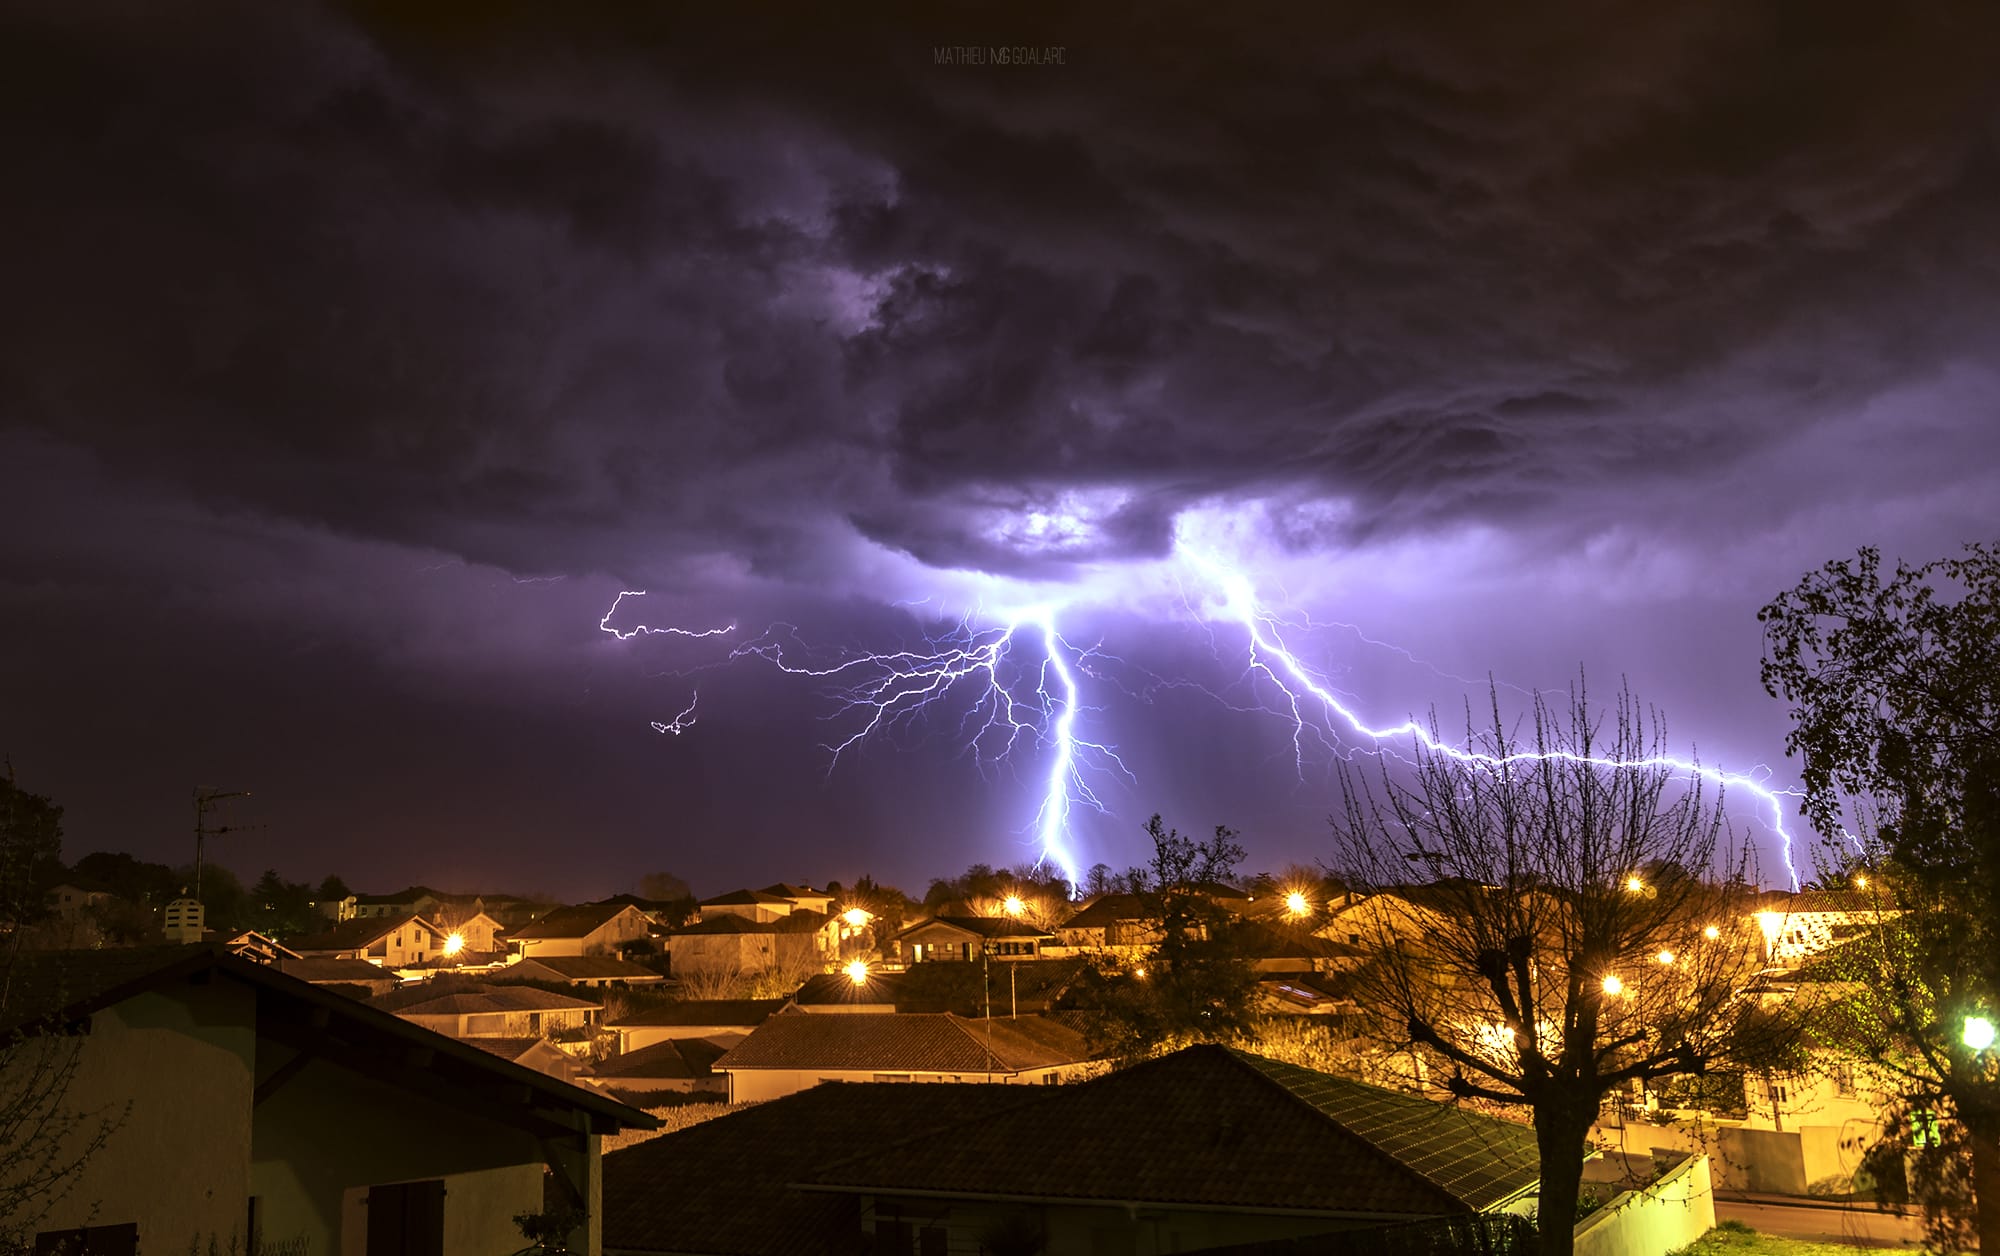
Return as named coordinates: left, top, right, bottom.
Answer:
left=845, top=959, right=869, bottom=986
left=442, top=932, right=465, bottom=957
left=1002, top=895, right=1025, bottom=917
left=1284, top=891, right=1310, bottom=917
left=842, top=907, right=871, bottom=928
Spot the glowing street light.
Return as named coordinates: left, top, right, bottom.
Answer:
left=842, top=906, right=871, bottom=929
left=1656, top=950, right=1676, bottom=965
left=1703, top=925, right=1721, bottom=941
left=442, top=932, right=466, bottom=958
left=1002, top=895, right=1026, bottom=918
left=1854, top=874, right=1869, bottom=889
left=1601, top=974, right=1625, bottom=997
left=845, top=959, right=870, bottom=986
left=1284, top=890, right=1311, bottom=917
left=1625, top=875, right=1646, bottom=894
left=1965, top=1016, right=1996, bottom=1051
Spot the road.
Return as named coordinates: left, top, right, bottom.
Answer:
left=1712, top=1197, right=1924, bottom=1248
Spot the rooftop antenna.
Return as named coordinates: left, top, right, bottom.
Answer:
left=192, top=787, right=252, bottom=900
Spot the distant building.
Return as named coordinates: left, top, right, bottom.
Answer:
left=588, top=1037, right=729, bottom=1098
left=509, top=902, right=654, bottom=958
left=288, top=913, right=446, bottom=967
left=390, top=985, right=601, bottom=1040
left=45, top=878, right=119, bottom=921
left=896, top=913, right=1054, bottom=962
left=601, top=998, right=787, bottom=1054
left=694, top=887, right=797, bottom=924
left=162, top=896, right=206, bottom=944
left=509, top=955, right=666, bottom=988
left=273, top=955, right=400, bottom=997
left=664, top=909, right=837, bottom=974
left=350, top=886, right=445, bottom=920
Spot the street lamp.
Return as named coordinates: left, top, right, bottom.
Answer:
left=1965, top=1015, right=1996, bottom=1051
left=1284, top=890, right=1311, bottom=918
left=1002, top=895, right=1025, bottom=918
left=845, top=959, right=870, bottom=987
left=1601, top=974, right=1625, bottom=997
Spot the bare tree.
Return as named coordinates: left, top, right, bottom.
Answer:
left=1328, top=686, right=1763, bottom=1255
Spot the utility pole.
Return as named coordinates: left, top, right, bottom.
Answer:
left=192, top=787, right=251, bottom=900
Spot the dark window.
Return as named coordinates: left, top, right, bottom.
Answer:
left=35, top=1226, right=138, bottom=1256
left=920, top=1226, right=947, bottom=1256
left=366, top=1180, right=445, bottom=1256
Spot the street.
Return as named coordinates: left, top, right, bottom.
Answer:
left=1712, top=1197, right=1924, bottom=1249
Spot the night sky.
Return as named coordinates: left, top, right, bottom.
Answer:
left=4, top=2, right=1999, bottom=900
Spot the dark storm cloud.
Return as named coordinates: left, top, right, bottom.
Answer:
left=5, top=0, right=1999, bottom=589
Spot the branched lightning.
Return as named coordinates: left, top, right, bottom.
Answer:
left=601, top=545, right=1807, bottom=888
left=650, top=692, right=699, bottom=736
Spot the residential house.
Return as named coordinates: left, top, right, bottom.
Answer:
left=311, top=893, right=358, bottom=922
left=712, top=1009, right=1096, bottom=1102
left=511, top=902, right=655, bottom=958
left=760, top=883, right=837, bottom=915
left=429, top=909, right=505, bottom=958
left=664, top=910, right=837, bottom=976
left=1751, top=889, right=1897, bottom=966
left=510, top=955, right=666, bottom=988
left=462, top=1036, right=591, bottom=1085
left=1233, top=918, right=1362, bottom=974
left=220, top=930, right=300, bottom=964
left=588, top=1037, right=729, bottom=1097
left=0, top=945, right=653, bottom=1256
left=288, top=913, right=446, bottom=968
left=602, top=998, right=787, bottom=1054
left=695, top=887, right=797, bottom=923
left=895, top=914, right=1053, bottom=962
left=1048, top=892, right=1158, bottom=954
left=273, top=956, right=401, bottom=997
left=45, top=878, right=119, bottom=921
left=389, top=985, right=601, bottom=1040
left=603, top=1045, right=1540, bottom=1256
left=351, top=886, right=446, bottom=920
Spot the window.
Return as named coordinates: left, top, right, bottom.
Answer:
left=1833, top=1065, right=1857, bottom=1098
left=35, top=1225, right=138, bottom=1256
left=366, top=1180, right=445, bottom=1256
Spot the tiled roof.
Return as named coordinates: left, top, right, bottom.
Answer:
left=511, top=902, right=642, bottom=940
left=514, top=955, right=663, bottom=982
left=896, top=914, right=1053, bottom=942
left=594, top=1036, right=731, bottom=1080
left=1754, top=889, right=1890, bottom=915
left=716, top=1011, right=1091, bottom=1074
left=606, top=998, right=788, bottom=1029
left=288, top=913, right=433, bottom=953
left=274, top=957, right=393, bottom=984
left=806, top=1045, right=1539, bottom=1215
left=1233, top=918, right=1355, bottom=961
left=700, top=888, right=793, bottom=907
left=672, top=910, right=831, bottom=936
left=760, top=883, right=827, bottom=899
left=604, top=1082, right=1033, bottom=1255
left=1057, top=893, right=1148, bottom=930
left=461, top=1036, right=547, bottom=1062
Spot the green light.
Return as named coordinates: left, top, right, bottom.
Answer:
left=1965, top=1016, right=1996, bottom=1050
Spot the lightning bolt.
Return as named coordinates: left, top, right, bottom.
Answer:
left=601, top=544, right=1807, bottom=890
left=650, top=691, right=700, bottom=736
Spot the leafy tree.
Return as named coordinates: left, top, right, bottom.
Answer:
left=0, top=768, right=62, bottom=926
left=315, top=873, right=351, bottom=901
left=1761, top=543, right=2000, bottom=1252
left=247, top=869, right=315, bottom=937
left=1328, top=685, right=1762, bottom=1256
left=72, top=851, right=179, bottom=906
left=1076, top=815, right=1258, bottom=1062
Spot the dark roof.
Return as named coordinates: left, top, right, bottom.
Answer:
left=670, top=910, right=831, bottom=936
left=1754, top=889, right=1889, bottom=915
left=716, top=1011, right=1090, bottom=1074
left=512, top=902, right=644, bottom=941
left=1057, top=893, right=1148, bottom=930
left=274, top=957, right=395, bottom=984
left=594, top=1037, right=731, bottom=1081
left=462, top=1036, right=548, bottom=1062
left=896, top=914, right=1053, bottom=942
left=1233, top=918, right=1355, bottom=961
left=759, top=883, right=828, bottom=899
left=606, top=998, right=788, bottom=1029
left=699, top=888, right=793, bottom=907
left=790, top=957, right=1087, bottom=1016
left=396, top=987, right=601, bottom=1017
left=287, top=913, right=433, bottom=952
left=805, top=1045, right=1539, bottom=1216
left=0, top=945, right=653, bottom=1135
left=354, top=886, right=445, bottom=905
left=514, top=955, right=663, bottom=982
left=604, top=1082, right=1032, bottom=1255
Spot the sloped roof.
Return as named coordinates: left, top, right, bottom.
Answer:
left=761, top=883, right=828, bottom=899
left=354, top=886, right=445, bottom=905
left=1233, top=918, right=1356, bottom=961
left=288, top=913, right=435, bottom=953
left=511, top=901, right=644, bottom=941
left=515, top=955, right=663, bottom=982
left=274, top=957, right=393, bottom=984
left=671, top=910, right=831, bottom=936
left=790, top=957, right=1087, bottom=1016
left=0, top=945, right=652, bottom=1135
left=1057, top=893, right=1148, bottom=930
left=805, top=1045, right=1538, bottom=1215
left=1753, top=889, right=1890, bottom=915
left=715, top=1011, right=1090, bottom=1074
left=606, top=998, right=788, bottom=1029
left=896, top=914, right=1053, bottom=942
left=699, top=888, right=793, bottom=907
left=604, top=1082, right=1032, bottom=1255
left=594, top=1036, right=731, bottom=1081
left=461, top=1036, right=547, bottom=1062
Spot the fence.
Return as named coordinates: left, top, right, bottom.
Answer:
left=1572, top=1153, right=1715, bottom=1256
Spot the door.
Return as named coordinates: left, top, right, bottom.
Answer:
left=366, top=1180, right=445, bottom=1256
